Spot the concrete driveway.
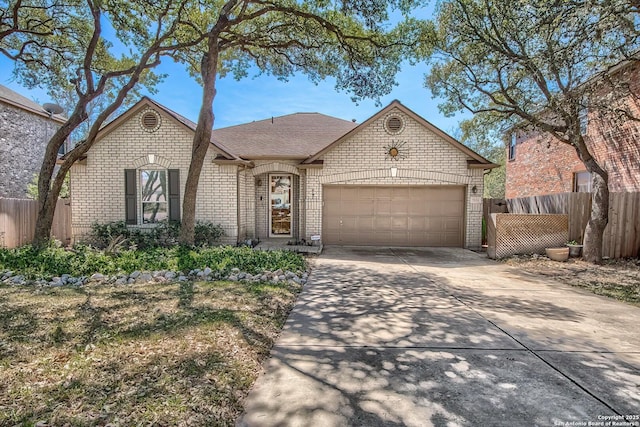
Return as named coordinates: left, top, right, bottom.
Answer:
left=238, top=247, right=640, bottom=427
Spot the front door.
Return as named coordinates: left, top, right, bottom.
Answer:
left=269, top=174, right=292, bottom=237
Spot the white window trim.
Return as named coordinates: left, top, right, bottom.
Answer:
left=139, top=167, right=169, bottom=225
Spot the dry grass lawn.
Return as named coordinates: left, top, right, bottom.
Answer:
left=504, top=255, right=640, bottom=306
left=0, top=280, right=301, bottom=426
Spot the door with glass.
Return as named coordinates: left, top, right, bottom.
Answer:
left=269, top=174, right=292, bottom=237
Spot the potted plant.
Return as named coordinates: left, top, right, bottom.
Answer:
left=565, top=240, right=584, bottom=258
left=545, top=247, right=570, bottom=262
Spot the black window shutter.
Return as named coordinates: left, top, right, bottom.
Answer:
left=168, top=169, right=180, bottom=222
left=124, top=169, right=137, bottom=224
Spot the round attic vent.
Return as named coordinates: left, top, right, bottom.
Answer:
left=384, top=115, right=405, bottom=134
left=141, top=109, right=161, bottom=133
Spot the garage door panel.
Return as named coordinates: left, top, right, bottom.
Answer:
left=391, top=203, right=408, bottom=215
left=376, top=187, right=393, bottom=199
left=376, top=200, right=391, bottom=215
left=356, top=200, right=374, bottom=212
left=324, top=188, right=341, bottom=201
left=391, top=216, right=408, bottom=230
left=358, top=187, right=375, bottom=199
left=445, top=232, right=463, bottom=246
left=391, top=232, right=409, bottom=244
left=408, top=216, right=426, bottom=229
left=357, top=216, right=374, bottom=232
left=409, top=202, right=428, bottom=215
left=323, top=185, right=464, bottom=247
left=340, top=217, right=357, bottom=232
left=442, top=202, right=464, bottom=216
left=393, top=187, right=411, bottom=199
left=325, top=203, right=344, bottom=216
left=444, top=218, right=462, bottom=231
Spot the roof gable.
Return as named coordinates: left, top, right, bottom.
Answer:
left=95, top=97, right=237, bottom=159
left=304, top=100, right=497, bottom=168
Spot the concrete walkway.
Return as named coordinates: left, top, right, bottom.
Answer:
left=238, top=247, right=640, bottom=426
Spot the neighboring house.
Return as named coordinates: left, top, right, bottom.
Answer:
left=70, top=98, right=497, bottom=249
left=505, top=60, right=640, bottom=199
left=0, top=84, right=66, bottom=198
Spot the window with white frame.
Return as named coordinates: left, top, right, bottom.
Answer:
left=140, top=169, right=168, bottom=223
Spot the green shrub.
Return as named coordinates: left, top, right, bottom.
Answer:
left=176, top=246, right=306, bottom=275
left=194, top=221, right=225, bottom=246
left=0, top=245, right=305, bottom=280
left=81, top=221, right=224, bottom=249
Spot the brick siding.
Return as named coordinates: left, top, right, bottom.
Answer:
left=310, top=108, right=484, bottom=250
left=71, top=103, right=485, bottom=249
left=70, top=106, right=238, bottom=244
left=506, top=62, right=640, bottom=198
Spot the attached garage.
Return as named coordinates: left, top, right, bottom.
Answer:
left=322, top=185, right=465, bottom=247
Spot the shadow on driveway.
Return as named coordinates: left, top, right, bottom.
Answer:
left=238, top=247, right=640, bottom=426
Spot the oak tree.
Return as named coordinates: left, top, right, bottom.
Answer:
left=174, top=0, right=432, bottom=244
left=426, top=0, right=639, bottom=262
left=1, top=0, right=202, bottom=245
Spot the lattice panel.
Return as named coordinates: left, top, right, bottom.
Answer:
left=494, top=214, right=568, bottom=259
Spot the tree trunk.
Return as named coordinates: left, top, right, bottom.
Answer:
left=582, top=171, right=609, bottom=263
left=33, top=117, right=83, bottom=246
left=179, top=37, right=219, bottom=245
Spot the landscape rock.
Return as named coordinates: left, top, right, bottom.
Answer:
left=90, top=273, right=105, bottom=281
left=129, top=271, right=141, bottom=279
left=228, top=275, right=238, bottom=282
left=164, top=271, right=176, bottom=280
left=115, top=278, right=127, bottom=286
left=203, top=267, right=212, bottom=276
left=137, top=273, right=153, bottom=283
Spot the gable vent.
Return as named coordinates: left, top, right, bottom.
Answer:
left=384, top=115, right=404, bottom=134
left=141, top=110, right=161, bottom=132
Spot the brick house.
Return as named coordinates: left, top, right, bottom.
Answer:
left=70, top=98, right=497, bottom=249
left=505, top=61, right=640, bottom=199
left=0, top=84, right=66, bottom=198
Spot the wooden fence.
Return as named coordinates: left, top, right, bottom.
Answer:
left=0, top=198, right=71, bottom=248
left=498, top=192, right=640, bottom=259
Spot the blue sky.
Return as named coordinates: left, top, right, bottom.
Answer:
left=0, top=53, right=468, bottom=133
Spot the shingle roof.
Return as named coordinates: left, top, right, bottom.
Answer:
left=0, top=84, right=66, bottom=123
left=212, top=113, right=358, bottom=159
